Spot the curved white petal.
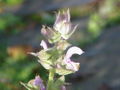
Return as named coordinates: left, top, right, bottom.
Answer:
left=40, top=40, right=48, bottom=50
left=65, top=46, right=84, bottom=59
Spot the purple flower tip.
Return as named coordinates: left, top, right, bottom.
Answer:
left=34, top=76, right=46, bottom=90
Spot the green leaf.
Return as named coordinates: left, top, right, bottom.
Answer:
left=49, top=32, right=61, bottom=44
left=38, top=60, right=53, bottom=70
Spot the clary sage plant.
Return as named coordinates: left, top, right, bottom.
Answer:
left=21, top=9, right=84, bottom=90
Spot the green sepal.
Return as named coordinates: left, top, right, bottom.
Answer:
left=48, top=32, right=61, bottom=44
left=37, top=48, right=60, bottom=70
left=56, top=68, right=74, bottom=75
left=56, top=40, right=71, bottom=51
left=48, top=76, right=65, bottom=90
left=37, top=50, right=53, bottom=70
left=54, top=76, right=65, bottom=87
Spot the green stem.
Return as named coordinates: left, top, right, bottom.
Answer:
left=47, top=69, right=55, bottom=90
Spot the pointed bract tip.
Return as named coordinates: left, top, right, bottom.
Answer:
left=40, top=40, right=48, bottom=50
left=28, top=52, right=38, bottom=56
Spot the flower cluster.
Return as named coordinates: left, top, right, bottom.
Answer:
left=22, top=9, right=84, bottom=90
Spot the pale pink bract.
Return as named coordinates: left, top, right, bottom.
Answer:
left=54, top=9, right=78, bottom=39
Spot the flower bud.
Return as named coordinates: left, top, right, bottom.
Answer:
left=41, top=25, right=61, bottom=43
left=54, top=9, right=78, bottom=39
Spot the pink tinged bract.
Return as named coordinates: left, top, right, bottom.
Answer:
left=41, top=25, right=48, bottom=36
left=55, top=9, right=70, bottom=25
left=54, top=9, right=70, bottom=34
left=40, top=40, right=48, bottom=50
left=41, top=25, right=55, bottom=40
left=64, top=46, right=84, bottom=71
left=54, top=9, right=78, bottom=40
left=61, top=24, right=78, bottom=40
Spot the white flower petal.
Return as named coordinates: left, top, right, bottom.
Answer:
left=65, top=46, right=84, bottom=59
left=60, top=22, right=67, bottom=34
left=40, top=40, right=48, bottom=50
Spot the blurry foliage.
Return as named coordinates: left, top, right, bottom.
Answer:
left=0, top=14, right=21, bottom=33
left=0, top=13, right=54, bottom=34
left=30, top=13, right=54, bottom=25
left=0, top=44, right=48, bottom=90
left=88, top=0, right=120, bottom=39
left=88, top=13, right=106, bottom=38
left=0, top=0, right=23, bottom=6
left=7, top=45, right=32, bottom=60
left=70, top=5, right=95, bottom=18
left=40, top=13, right=54, bottom=24
left=68, top=0, right=120, bottom=49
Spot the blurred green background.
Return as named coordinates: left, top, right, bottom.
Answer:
left=0, top=0, right=120, bottom=90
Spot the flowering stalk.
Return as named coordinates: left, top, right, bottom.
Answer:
left=47, top=69, right=55, bottom=90
left=21, top=9, right=84, bottom=90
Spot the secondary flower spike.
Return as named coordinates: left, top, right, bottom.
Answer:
left=54, top=9, right=78, bottom=39
left=21, top=75, right=46, bottom=90
left=33, top=76, right=46, bottom=90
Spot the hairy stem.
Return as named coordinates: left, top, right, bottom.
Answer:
left=47, top=69, right=55, bottom=90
